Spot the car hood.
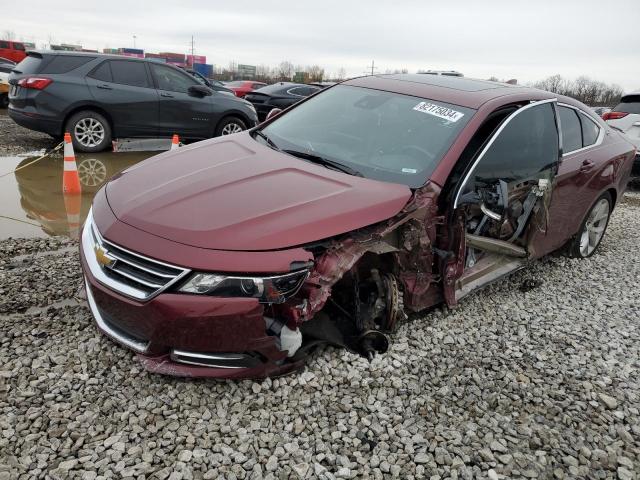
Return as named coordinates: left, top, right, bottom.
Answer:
left=105, top=133, right=412, bottom=251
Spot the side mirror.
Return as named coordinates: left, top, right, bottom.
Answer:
left=188, top=85, right=213, bottom=97
left=266, top=108, right=283, bottom=121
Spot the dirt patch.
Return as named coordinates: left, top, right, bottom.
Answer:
left=0, top=110, right=58, bottom=156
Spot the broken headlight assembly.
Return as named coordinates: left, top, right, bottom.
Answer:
left=177, top=269, right=309, bottom=304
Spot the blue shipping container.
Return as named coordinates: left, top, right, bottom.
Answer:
left=193, top=63, right=214, bottom=78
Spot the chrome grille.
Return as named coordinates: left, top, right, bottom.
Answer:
left=82, top=211, right=190, bottom=301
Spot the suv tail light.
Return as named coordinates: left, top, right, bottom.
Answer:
left=17, top=77, right=53, bottom=90
left=602, top=111, right=628, bottom=121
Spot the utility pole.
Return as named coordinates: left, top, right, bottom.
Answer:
left=189, top=36, right=195, bottom=66
left=364, top=60, right=378, bottom=76
left=133, top=34, right=137, bottom=49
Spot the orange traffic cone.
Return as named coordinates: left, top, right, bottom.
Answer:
left=171, top=134, right=180, bottom=150
left=63, top=133, right=82, bottom=194
left=64, top=192, right=82, bottom=240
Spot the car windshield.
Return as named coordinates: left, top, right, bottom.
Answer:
left=261, top=85, right=474, bottom=187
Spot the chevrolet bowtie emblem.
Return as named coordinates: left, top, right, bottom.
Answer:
left=94, top=245, right=116, bottom=269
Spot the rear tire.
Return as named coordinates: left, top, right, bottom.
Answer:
left=0, top=93, right=8, bottom=108
left=567, top=192, right=612, bottom=258
left=65, top=110, right=112, bottom=153
left=215, top=116, right=247, bottom=137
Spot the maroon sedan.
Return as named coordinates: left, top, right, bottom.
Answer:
left=80, top=74, right=636, bottom=379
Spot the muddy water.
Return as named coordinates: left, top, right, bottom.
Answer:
left=0, top=150, right=153, bottom=239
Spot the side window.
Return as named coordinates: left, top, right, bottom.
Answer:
left=14, top=43, right=25, bottom=51
left=470, top=103, right=559, bottom=183
left=580, top=114, right=600, bottom=147
left=41, top=56, right=95, bottom=74
left=252, top=83, right=264, bottom=89
left=558, top=106, right=582, bottom=153
left=150, top=64, right=196, bottom=93
left=0, top=41, right=9, bottom=49
left=109, top=60, right=150, bottom=88
left=287, top=87, right=306, bottom=97
left=88, top=61, right=112, bottom=82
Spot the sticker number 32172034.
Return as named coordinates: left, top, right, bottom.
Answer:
left=413, top=102, right=465, bottom=122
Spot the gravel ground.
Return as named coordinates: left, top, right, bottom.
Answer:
left=0, top=111, right=57, bottom=156
left=0, top=194, right=639, bottom=480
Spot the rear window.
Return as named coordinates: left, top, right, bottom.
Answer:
left=88, top=61, right=112, bottom=82
left=13, top=55, right=43, bottom=74
left=41, top=55, right=94, bottom=74
left=580, top=114, right=600, bottom=147
left=614, top=95, right=640, bottom=114
left=109, top=60, right=150, bottom=88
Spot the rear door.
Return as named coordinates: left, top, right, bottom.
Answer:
left=534, top=105, right=607, bottom=253
left=86, top=59, right=159, bottom=137
left=149, top=63, right=213, bottom=138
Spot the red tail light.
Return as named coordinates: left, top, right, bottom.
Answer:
left=17, top=77, right=53, bottom=90
left=602, top=111, right=628, bottom=121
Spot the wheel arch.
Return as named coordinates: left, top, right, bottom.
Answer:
left=213, top=111, right=253, bottom=136
left=61, top=104, right=114, bottom=137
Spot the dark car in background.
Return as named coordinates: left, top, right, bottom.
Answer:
left=184, top=69, right=235, bottom=95
left=226, top=80, right=268, bottom=98
left=245, top=82, right=322, bottom=121
left=8, top=51, right=258, bottom=152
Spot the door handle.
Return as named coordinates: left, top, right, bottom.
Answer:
left=579, top=159, right=594, bottom=173
left=160, top=92, right=174, bottom=98
left=97, top=84, right=112, bottom=90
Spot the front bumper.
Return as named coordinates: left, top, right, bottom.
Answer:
left=80, top=218, right=304, bottom=379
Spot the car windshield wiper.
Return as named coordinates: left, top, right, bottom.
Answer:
left=283, top=149, right=363, bottom=177
left=253, top=130, right=280, bottom=151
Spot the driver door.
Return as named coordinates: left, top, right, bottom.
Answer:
left=443, top=99, right=561, bottom=304
left=149, top=63, right=213, bottom=139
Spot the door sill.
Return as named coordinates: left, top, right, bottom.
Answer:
left=455, top=253, right=524, bottom=302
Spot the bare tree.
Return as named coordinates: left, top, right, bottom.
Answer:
left=532, top=74, right=623, bottom=106
left=276, top=61, right=294, bottom=81
left=307, top=65, right=324, bottom=82
left=3, top=30, right=16, bottom=41
left=336, top=67, right=347, bottom=81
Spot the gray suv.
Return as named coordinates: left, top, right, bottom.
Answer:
left=8, top=51, right=258, bottom=152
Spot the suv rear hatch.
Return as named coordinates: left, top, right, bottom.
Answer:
left=604, top=93, right=640, bottom=149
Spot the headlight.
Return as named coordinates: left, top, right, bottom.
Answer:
left=178, top=269, right=309, bottom=303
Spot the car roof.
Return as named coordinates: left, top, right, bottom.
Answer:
left=343, top=74, right=552, bottom=109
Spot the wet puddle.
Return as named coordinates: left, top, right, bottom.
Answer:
left=0, top=150, right=154, bottom=239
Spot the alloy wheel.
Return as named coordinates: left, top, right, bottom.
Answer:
left=77, top=158, right=108, bottom=187
left=221, top=122, right=244, bottom=135
left=74, top=118, right=106, bottom=148
left=579, top=198, right=610, bottom=257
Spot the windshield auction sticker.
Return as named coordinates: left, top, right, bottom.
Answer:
left=413, top=102, right=465, bottom=122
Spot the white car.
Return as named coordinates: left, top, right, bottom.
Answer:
left=604, top=93, right=640, bottom=151
left=605, top=93, right=640, bottom=173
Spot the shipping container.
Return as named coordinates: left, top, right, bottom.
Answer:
left=187, top=54, right=206, bottom=66
left=120, top=48, right=144, bottom=55
left=193, top=63, right=213, bottom=78
left=159, top=52, right=185, bottom=61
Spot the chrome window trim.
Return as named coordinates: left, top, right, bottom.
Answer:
left=558, top=103, right=605, bottom=157
left=454, top=98, right=558, bottom=209
left=81, top=210, right=190, bottom=301
left=84, top=278, right=149, bottom=353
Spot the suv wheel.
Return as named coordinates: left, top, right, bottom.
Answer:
left=66, top=111, right=112, bottom=152
left=216, top=117, right=247, bottom=136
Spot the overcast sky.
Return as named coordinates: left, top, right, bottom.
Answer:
left=4, top=0, right=640, bottom=90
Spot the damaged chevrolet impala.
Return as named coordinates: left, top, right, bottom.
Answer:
left=80, top=74, right=636, bottom=378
